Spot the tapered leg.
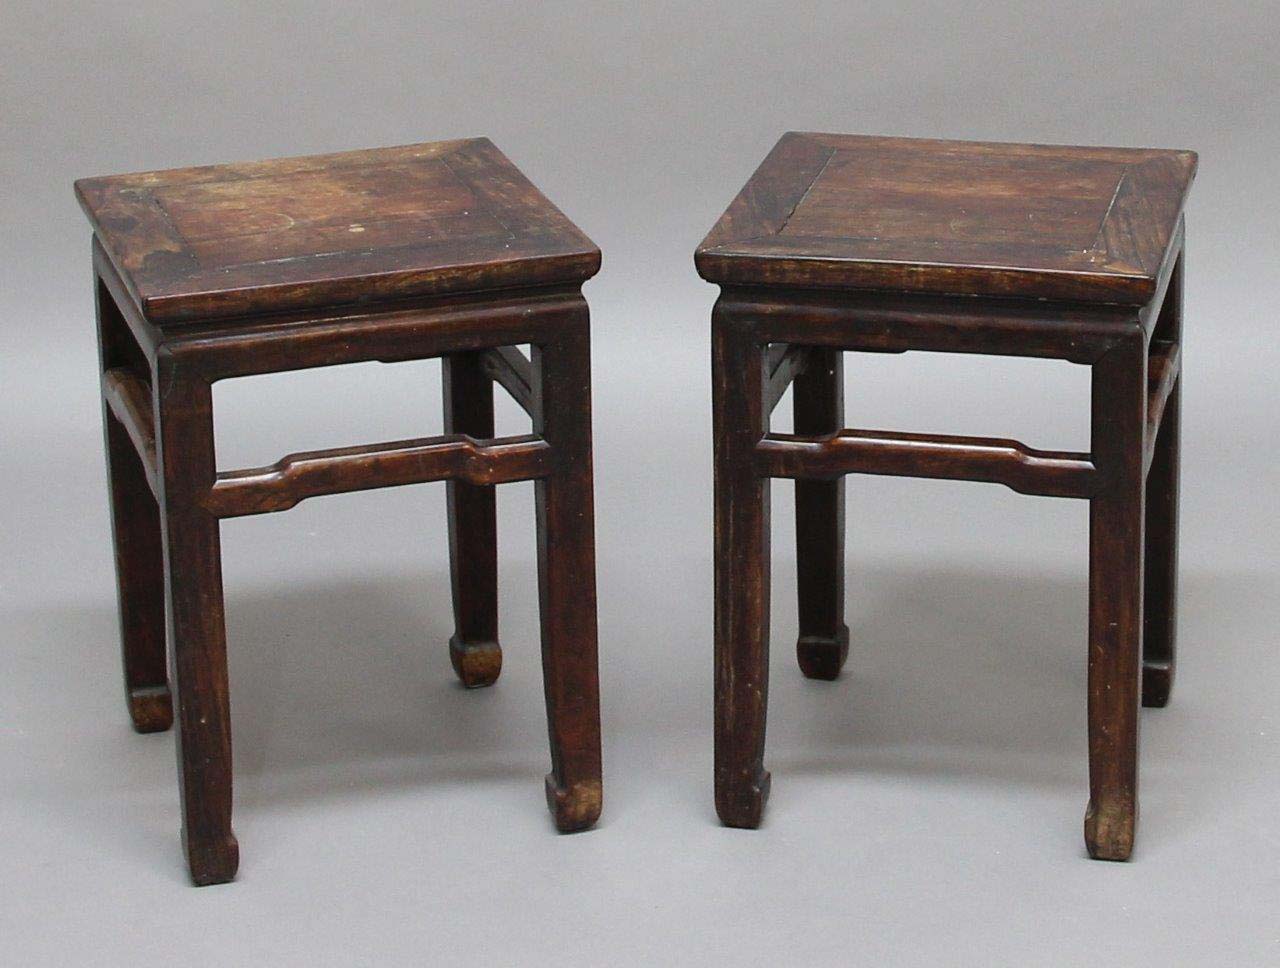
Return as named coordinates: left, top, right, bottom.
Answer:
left=712, top=307, right=772, bottom=827
left=443, top=351, right=501, bottom=688
left=793, top=347, right=848, bottom=680
left=155, top=368, right=238, bottom=885
left=97, top=279, right=171, bottom=732
left=1144, top=255, right=1182, bottom=708
left=1084, top=336, right=1146, bottom=861
left=532, top=309, right=602, bottom=832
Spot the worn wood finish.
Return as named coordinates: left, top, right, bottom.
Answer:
left=757, top=429, right=1098, bottom=498
left=712, top=305, right=772, bottom=827
left=1085, top=334, right=1147, bottom=860
left=1144, top=343, right=1181, bottom=474
left=207, top=434, right=551, bottom=518
left=764, top=343, right=816, bottom=413
left=155, top=287, right=586, bottom=380
left=1143, top=254, right=1183, bottom=708
left=444, top=351, right=502, bottom=688
left=101, top=369, right=159, bottom=496
left=81, top=140, right=603, bottom=884
left=76, top=139, right=600, bottom=323
left=532, top=310, right=603, bottom=831
left=697, top=133, right=1196, bottom=305
left=719, top=284, right=1141, bottom=364
left=700, top=133, right=1193, bottom=859
left=792, top=347, right=849, bottom=680
left=97, top=276, right=170, bottom=734
left=154, top=365, right=238, bottom=885
left=479, top=345, right=534, bottom=414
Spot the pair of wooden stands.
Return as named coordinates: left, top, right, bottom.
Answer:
left=77, top=133, right=1194, bottom=884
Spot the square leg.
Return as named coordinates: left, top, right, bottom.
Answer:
left=712, top=308, right=772, bottom=827
left=97, top=277, right=171, bottom=733
left=793, top=347, right=849, bottom=680
left=155, top=367, right=238, bottom=886
left=1144, top=254, right=1183, bottom=708
left=443, top=351, right=502, bottom=688
left=1085, top=336, right=1147, bottom=861
left=1143, top=376, right=1179, bottom=708
left=532, top=311, right=603, bottom=831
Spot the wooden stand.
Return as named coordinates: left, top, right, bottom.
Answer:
left=698, top=133, right=1195, bottom=859
left=79, top=139, right=604, bottom=884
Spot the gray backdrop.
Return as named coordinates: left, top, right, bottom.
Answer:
left=3, top=2, right=1277, bottom=964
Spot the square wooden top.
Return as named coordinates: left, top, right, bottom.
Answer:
left=696, top=133, right=1196, bottom=305
left=77, top=138, right=600, bottom=324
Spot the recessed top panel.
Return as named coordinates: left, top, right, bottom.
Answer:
left=77, top=139, right=600, bottom=324
left=696, top=133, right=1196, bottom=304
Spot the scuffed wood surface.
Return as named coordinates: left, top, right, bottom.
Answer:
left=697, top=132, right=1195, bottom=304
left=77, top=139, right=600, bottom=323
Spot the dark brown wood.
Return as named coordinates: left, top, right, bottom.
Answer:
left=101, top=369, right=158, bottom=496
left=716, top=285, right=1138, bottom=365
left=764, top=343, right=816, bottom=414
left=712, top=303, right=772, bottom=827
left=792, top=347, right=848, bottom=680
left=1085, top=332, right=1147, bottom=860
left=97, top=275, right=171, bottom=734
left=701, top=133, right=1192, bottom=860
left=1143, top=254, right=1183, bottom=708
left=479, top=345, right=534, bottom=414
left=154, top=362, right=239, bottom=886
left=207, top=434, right=551, bottom=518
left=697, top=133, right=1196, bottom=305
left=532, top=307, right=603, bottom=831
left=1144, top=343, right=1181, bottom=475
left=82, top=140, right=603, bottom=885
left=757, top=429, right=1098, bottom=498
left=156, top=288, right=584, bottom=380
left=444, top=351, right=502, bottom=688
left=76, top=139, right=600, bottom=324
